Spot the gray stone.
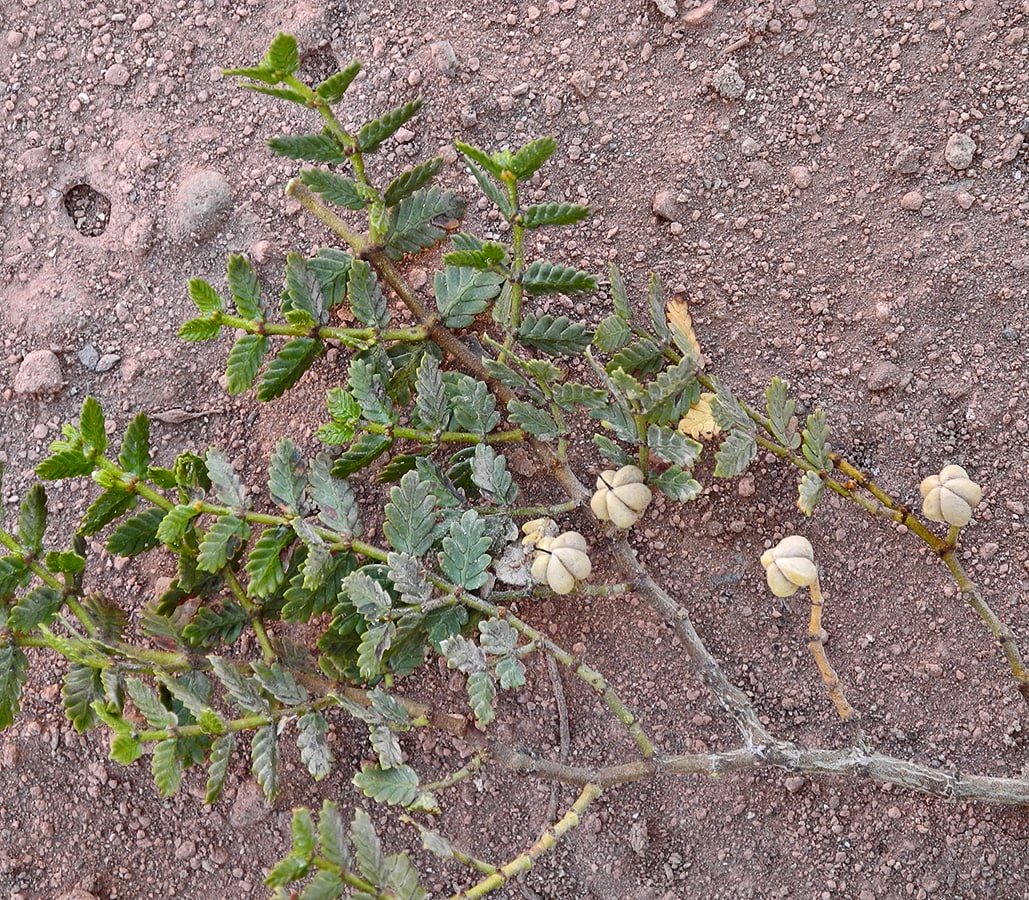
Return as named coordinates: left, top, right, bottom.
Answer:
left=78, top=343, right=100, bottom=371
left=14, top=349, right=63, bottom=396
left=712, top=64, right=745, bottom=99
left=96, top=353, right=121, bottom=373
left=169, top=169, right=231, bottom=242
left=892, top=145, right=922, bottom=175
left=430, top=40, right=458, bottom=76
left=944, top=133, right=976, bottom=170
left=866, top=360, right=901, bottom=392
left=652, top=190, right=682, bottom=222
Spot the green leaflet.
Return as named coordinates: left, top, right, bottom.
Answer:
left=438, top=510, right=491, bottom=590
left=119, top=413, right=151, bottom=475
left=106, top=507, right=167, bottom=557
left=507, top=400, right=561, bottom=441
left=268, top=131, right=346, bottom=164
left=297, top=711, right=332, bottom=780
left=79, top=488, right=137, bottom=536
left=593, top=314, right=631, bottom=353
left=798, top=470, right=825, bottom=516
left=226, top=253, right=263, bottom=319
left=713, top=430, right=757, bottom=479
left=197, top=515, right=250, bottom=572
left=204, top=732, right=236, bottom=804
left=309, top=454, right=361, bottom=536
left=353, top=762, right=433, bottom=809
left=299, top=168, right=367, bottom=210
left=225, top=334, right=268, bottom=395
left=357, top=99, right=422, bottom=153
left=385, top=187, right=465, bottom=259
left=36, top=449, right=94, bottom=480
left=347, top=259, right=391, bottom=328
left=331, top=433, right=393, bottom=478
left=18, top=484, right=46, bottom=555
left=521, top=260, right=596, bottom=295
left=79, top=396, right=107, bottom=456
left=316, top=60, right=362, bottom=102
left=522, top=201, right=590, bottom=229
left=0, top=642, right=28, bottom=730
left=509, top=136, right=556, bottom=179
left=258, top=337, right=322, bottom=402
left=268, top=438, right=307, bottom=513
left=466, top=670, right=496, bottom=726
left=650, top=467, right=702, bottom=502
left=516, top=314, right=592, bottom=356
left=246, top=526, right=294, bottom=598
left=9, top=586, right=64, bottom=632
left=433, top=266, right=503, bottom=328
left=152, top=738, right=184, bottom=797
left=383, top=471, right=437, bottom=556
left=251, top=724, right=279, bottom=800
left=413, top=354, right=449, bottom=432
left=383, top=157, right=444, bottom=206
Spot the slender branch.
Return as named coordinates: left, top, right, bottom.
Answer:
left=398, top=815, right=498, bottom=876
left=223, top=567, right=276, bottom=664
left=452, top=782, right=602, bottom=899
left=423, top=749, right=489, bottom=792
left=361, top=421, right=525, bottom=445
left=217, top=312, right=427, bottom=347
left=806, top=578, right=859, bottom=726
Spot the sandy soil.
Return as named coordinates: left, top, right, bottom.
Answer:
left=2, top=0, right=1029, bottom=897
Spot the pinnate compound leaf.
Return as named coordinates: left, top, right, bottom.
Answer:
left=387, top=552, right=432, bottom=608
left=386, top=852, right=427, bottom=900
left=36, top=449, right=94, bottom=480
left=9, top=586, right=63, bottom=632
left=209, top=655, right=268, bottom=713
left=79, top=488, right=137, bottom=536
left=262, top=32, right=299, bottom=77
left=106, top=507, right=167, bottom=557
left=647, top=273, right=669, bottom=342
left=510, top=136, right=556, bottom=179
left=710, top=377, right=753, bottom=432
left=204, top=732, right=236, bottom=804
left=197, top=515, right=249, bottom=572
left=594, top=434, right=631, bottom=466
left=226, top=334, right=268, bottom=395
left=357, top=622, right=394, bottom=680
left=801, top=410, right=833, bottom=471
left=317, top=800, right=349, bottom=869
left=650, top=466, right=702, bottom=502
left=353, top=763, right=430, bottom=808
left=265, top=853, right=310, bottom=889
left=258, top=337, right=321, bottom=402
left=384, top=157, right=444, bottom=206
left=349, top=358, right=394, bottom=425
left=119, top=413, right=151, bottom=476
left=352, top=808, right=389, bottom=884
left=647, top=424, right=701, bottom=468
left=433, top=266, right=503, bottom=328
left=188, top=278, right=224, bottom=314
left=608, top=339, right=665, bottom=377
left=593, top=314, right=631, bottom=353
left=111, top=732, right=143, bottom=766
left=384, top=471, right=437, bottom=556
left=226, top=253, right=263, bottom=319
left=79, top=396, right=107, bottom=455
left=439, top=510, right=491, bottom=590
left=347, top=259, right=390, bottom=329
left=471, top=444, right=516, bottom=504
left=370, top=723, right=403, bottom=770
left=386, top=187, right=465, bottom=259
left=713, top=430, right=758, bottom=479
left=62, top=663, right=103, bottom=732
left=309, top=454, right=361, bottom=535
left=507, top=400, right=561, bottom=441
left=302, top=870, right=344, bottom=900
left=439, top=634, right=486, bottom=675
left=330, top=432, right=393, bottom=478
left=268, top=131, right=346, bottom=164
left=344, top=570, right=393, bottom=621
left=299, top=168, right=366, bottom=209
left=309, top=249, right=354, bottom=309
left=358, top=100, right=422, bottom=153
left=206, top=448, right=247, bottom=508
left=0, top=643, right=28, bottom=730
left=126, top=677, right=177, bottom=728
left=495, top=655, right=526, bottom=689
left=157, top=504, right=200, bottom=546
left=152, top=738, right=183, bottom=797
left=522, top=201, right=590, bottom=229
left=297, top=711, right=332, bottom=780
left=451, top=377, right=500, bottom=434
left=467, top=670, right=496, bottom=726
left=316, top=60, right=362, bottom=102
left=478, top=618, right=518, bottom=655
left=522, top=260, right=597, bottom=295
left=454, top=141, right=504, bottom=179
left=414, top=354, right=449, bottom=432
left=251, top=660, right=307, bottom=706
left=246, top=526, right=293, bottom=598
left=798, top=471, right=825, bottom=516
left=443, top=241, right=507, bottom=269
left=459, top=156, right=512, bottom=217
left=766, top=376, right=798, bottom=448
left=268, top=438, right=306, bottom=513
left=251, top=724, right=279, bottom=800
left=517, top=314, right=592, bottom=356
left=18, top=484, right=46, bottom=555
left=642, top=356, right=697, bottom=411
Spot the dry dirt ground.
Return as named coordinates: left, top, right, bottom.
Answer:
left=2, top=0, right=1029, bottom=897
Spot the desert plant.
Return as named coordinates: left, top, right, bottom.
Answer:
left=4, top=32, right=1029, bottom=898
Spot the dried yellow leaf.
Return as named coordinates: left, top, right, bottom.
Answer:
left=678, top=393, right=722, bottom=441
left=667, top=296, right=704, bottom=367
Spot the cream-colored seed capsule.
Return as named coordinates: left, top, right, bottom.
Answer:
left=760, top=534, right=818, bottom=598
left=919, top=464, right=982, bottom=528
left=531, top=531, right=592, bottom=595
left=590, top=465, right=653, bottom=530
